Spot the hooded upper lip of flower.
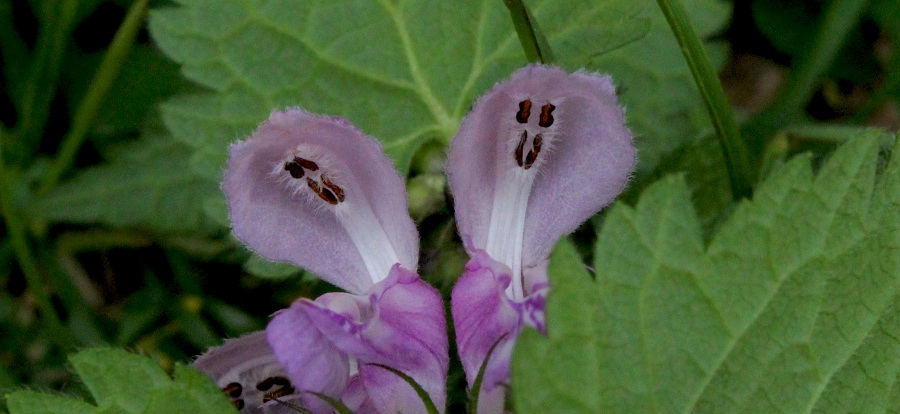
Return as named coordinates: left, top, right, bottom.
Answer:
left=223, top=108, right=420, bottom=294
left=197, top=108, right=448, bottom=414
left=445, top=64, right=636, bottom=413
left=447, top=63, right=636, bottom=300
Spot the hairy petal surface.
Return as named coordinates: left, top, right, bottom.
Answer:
left=451, top=252, right=547, bottom=413
left=223, top=108, right=418, bottom=294
left=268, top=265, right=449, bottom=414
left=447, top=64, right=635, bottom=297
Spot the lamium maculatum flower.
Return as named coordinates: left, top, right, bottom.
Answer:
left=447, top=64, right=636, bottom=412
left=194, top=109, right=448, bottom=414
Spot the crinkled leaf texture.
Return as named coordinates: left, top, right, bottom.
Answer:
left=148, top=0, right=657, bottom=179
left=4, top=348, right=237, bottom=414
left=513, top=132, right=900, bottom=413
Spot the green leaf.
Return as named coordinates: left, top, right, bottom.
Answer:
left=513, top=131, right=900, bottom=413
left=512, top=238, right=599, bottom=413
left=5, top=391, right=96, bottom=414
left=5, top=349, right=237, bottom=414
left=70, top=349, right=171, bottom=412
left=30, top=134, right=221, bottom=234
left=585, top=0, right=731, bottom=175
left=147, top=0, right=652, bottom=176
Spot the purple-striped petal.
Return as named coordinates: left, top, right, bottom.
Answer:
left=447, top=64, right=634, bottom=299
left=267, top=265, right=449, bottom=413
left=224, top=108, right=418, bottom=294
left=451, top=252, right=547, bottom=413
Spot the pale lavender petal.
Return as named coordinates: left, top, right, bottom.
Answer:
left=267, top=265, right=449, bottom=413
left=191, top=331, right=314, bottom=414
left=451, top=252, right=547, bottom=413
left=447, top=65, right=634, bottom=297
left=224, top=108, right=418, bottom=294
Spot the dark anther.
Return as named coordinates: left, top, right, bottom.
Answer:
left=256, top=377, right=275, bottom=391
left=307, top=178, right=339, bottom=205
left=295, top=157, right=319, bottom=171
left=524, top=133, right=542, bottom=169
left=321, top=176, right=346, bottom=203
left=234, top=399, right=245, bottom=410
left=223, top=382, right=243, bottom=398
left=271, top=376, right=291, bottom=387
left=284, top=160, right=305, bottom=179
left=514, top=131, right=527, bottom=167
left=261, top=376, right=295, bottom=403
left=516, top=99, right=532, bottom=124
left=257, top=376, right=291, bottom=391
left=539, top=103, right=555, bottom=128
left=263, top=385, right=296, bottom=403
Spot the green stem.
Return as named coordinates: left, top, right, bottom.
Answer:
left=745, top=0, right=869, bottom=149
left=503, top=0, right=555, bottom=64
left=655, top=0, right=753, bottom=199
left=0, top=135, right=76, bottom=350
left=11, top=0, right=80, bottom=158
left=38, top=0, right=150, bottom=194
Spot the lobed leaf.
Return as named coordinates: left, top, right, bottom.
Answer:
left=4, top=349, right=236, bottom=414
left=513, top=131, right=900, bottom=413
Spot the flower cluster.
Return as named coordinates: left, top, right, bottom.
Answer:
left=193, top=64, right=635, bottom=414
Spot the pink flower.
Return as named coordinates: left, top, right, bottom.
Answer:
left=195, top=109, right=448, bottom=414
left=447, top=64, right=636, bottom=412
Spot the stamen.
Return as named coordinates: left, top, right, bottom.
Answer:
left=223, top=382, right=243, bottom=398
left=538, top=103, right=555, bottom=127
left=306, top=177, right=339, bottom=205
left=488, top=100, right=559, bottom=299
left=258, top=376, right=295, bottom=403
left=295, top=157, right=319, bottom=171
left=284, top=159, right=305, bottom=179
left=516, top=99, right=532, bottom=124
left=523, top=133, right=542, bottom=169
left=277, top=146, right=402, bottom=284
left=514, top=131, right=527, bottom=167
left=256, top=376, right=290, bottom=391
left=321, top=175, right=345, bottom=203
left=215, top=353, right=284, bottom=412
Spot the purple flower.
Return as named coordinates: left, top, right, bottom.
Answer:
left=195, top=109, right=448, bottom=414
left=447, top=64, right=635, bottom=411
